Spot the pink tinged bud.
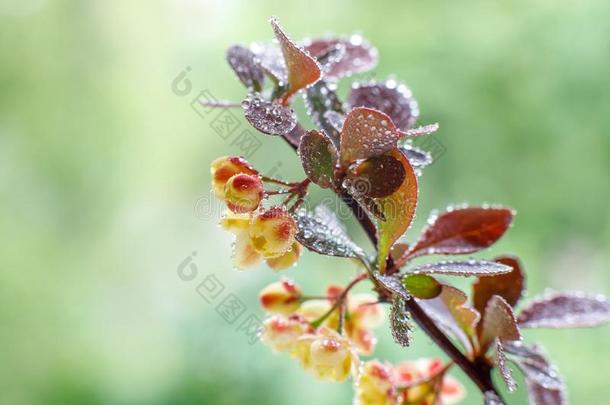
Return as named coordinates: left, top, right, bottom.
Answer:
left=266, top=241, right=301, bottom=270
left=224, top=173, right=264, bottom=213
left=261, top=315, right=311, bottom=354
left=211, top=156, right=258, bottom=197
left=232, top=232, right=263, bottom=270
left=259, top=279, right=302, bottom=315
left=249, top=207, right=297, bottom=258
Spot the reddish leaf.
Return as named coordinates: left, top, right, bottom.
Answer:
left=249, top=42, right=286, bottom=82
left=298, top=130, right=338, bottom=189
left=417, top=285, right=480, bottom=351
left=339, top=107, right=404, bottom=168
left=399, top=143, right=433, bottom=171
left=242, top=94, right=296, bottom=135
left=517, top=292, right=610, bottom=329
left=348, top=80, right=419, bottom=130
left=375, top=148, right=418, bottom=272
left=403, top=123, right=440, bottom=138
left=503, top=341, right=563, bottom=391
left=346, top=154, right=406, bottom=198
left=284, top=123, right=306, bottom=147
left=303, top=80, right=344, bottom=145
left=526, top=381, right=566, bottom=405
left=226, top=44, right=265, bottom=91
left=303, top=35, right=378, bottom=80
left=390, top=243, right=410, bottom=262
left=480, top=295, right=521, bottom=353
left=473, top=255, right=526, bottom=317
left=270, top=18, right=321, bottom=102
left=406, top=206, right=515, bottom=259
left=406, top=260, right=511, bottom=277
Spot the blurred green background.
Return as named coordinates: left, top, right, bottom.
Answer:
left=1, top=0, right=609, bottom=403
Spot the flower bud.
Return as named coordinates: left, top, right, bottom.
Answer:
left=211, top=156, right=258, bottom=197
left=355, top=361, right=397, bottom=405
left=261, top=315, right=312, bottom=354
left=249, top=207, right=297, bottom=258
left=260, top=279, right=302, bottom=315
left=305, top=327, right=359, bottom=382
left=266, top=241, right=301, bottom=270
left=224, top=173, right=264, bottom=213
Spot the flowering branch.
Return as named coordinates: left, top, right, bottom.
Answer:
left=205, top=16, right=610, bottom=405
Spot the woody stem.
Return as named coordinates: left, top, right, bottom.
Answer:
left=281, top=134, right=503, bottom=402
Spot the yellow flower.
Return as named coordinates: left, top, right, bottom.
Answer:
left=296, top=327, right=360, bottom=383
left=355, top=360, right=398, bottom=405
left=249, top=207, right=297, bottom=258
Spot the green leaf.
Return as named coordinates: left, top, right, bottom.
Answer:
left=298, top=130, right=338, bottom=188
left=403, top=274, right=441, bottom=299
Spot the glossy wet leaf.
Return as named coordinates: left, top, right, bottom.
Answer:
left=504, top=341, right=563, bottom=391
left=403, top=274, right=441, bottom=299
left=249, top=42, right=286, bottom=82
left=294, top=206, right=365, bottom=259
left=298, top=130, right=338, bottom=189
left=480, top=295, right=521, bottom=353
left=375, top=148, right=418, bottom=272
left=473, top=255, right=525, bottom=317
left=348, top=80, right=418, bottom=130
left=226, top=44, right=265, bottom=91
left=390, top=296, right=412, bottom=347
left=303, top=80, right=344, bottom=145
left=373, top=272, right=410, bottom=301
left=399, top=143, right=433, bottom=170
left=324, top=110, right=345, bottom=134
left=304, top=36, right=378, bottom=80
left=406, top=260, right=511, bottom=277
left=346, top=154, right=406, bottom=198
left=403, top=123, right=440, bottom=138
left=309, top=41, right=346, bottom=74
left=339, top=107, right=404, bottom=168
left=242, top=94, right=297, bottom=135
left=526, top=381, right=566, bottom=405
left=417, top=285, right=479, bottom=350
left=495, top=340, right=517, bottom=392
left=517, top=292, right=610, bottom=329
left=406, top=206, right=515, bottom=258
left=270, top=18, right=321, bottom=101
